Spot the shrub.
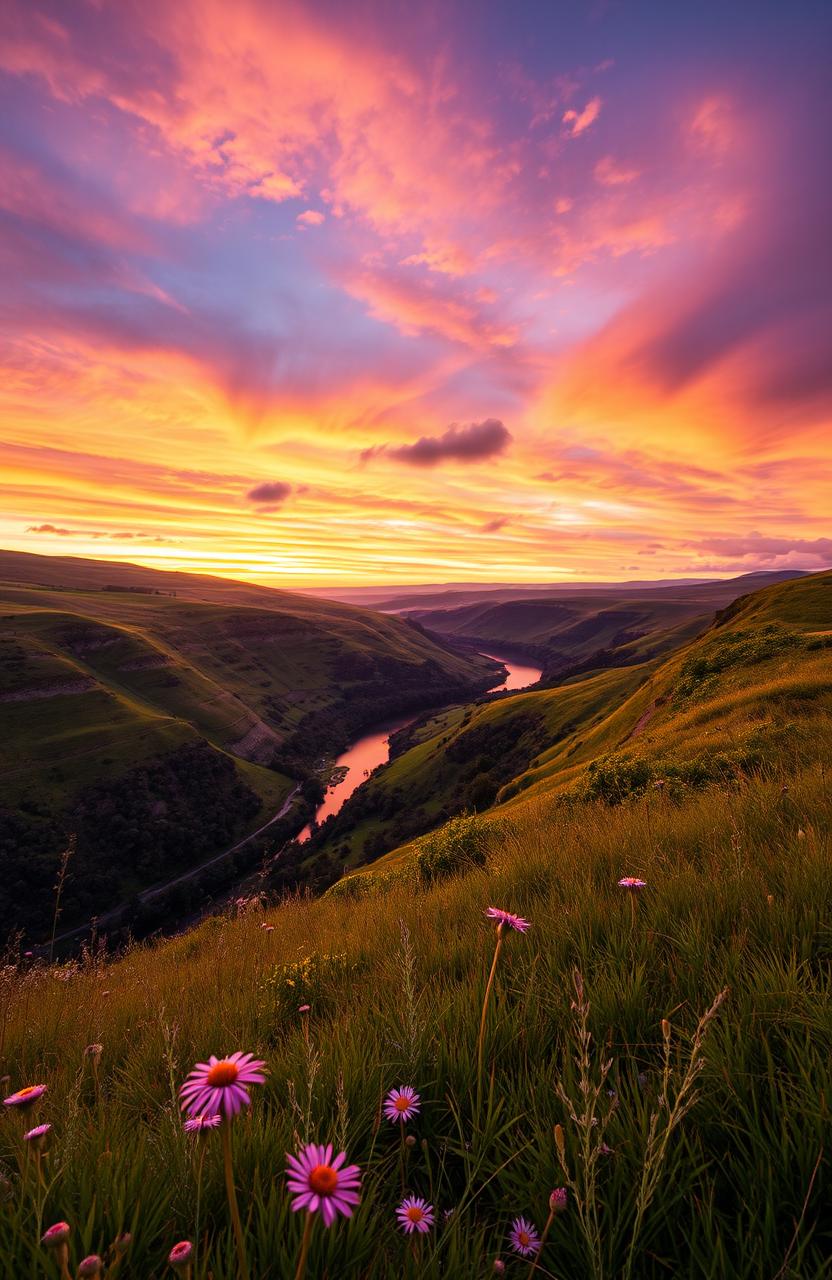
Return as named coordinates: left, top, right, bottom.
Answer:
left=415, top=812, right=489, bottom=882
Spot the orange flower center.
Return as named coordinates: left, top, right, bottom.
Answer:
left=519, top=1231, right=530, bottom=1246
left=206, top=1060, right=239, bottom=1087
left=309, top=1164, right=338, bottom=1195
left=406, top=1206, right=424, bottom=1223
left=394, top=1095, right=410, bottom=1112
left=18, top=1086, right=37, bottom=1097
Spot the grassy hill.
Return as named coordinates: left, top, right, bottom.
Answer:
left=402, top=571, right=806, bottom=678
left=324, top=570, right=832, bottom=879
left=0, top=575, right=829, bottom=1277
left=0, top=551, right=497, bottom=940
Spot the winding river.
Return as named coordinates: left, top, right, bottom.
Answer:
left=298, top=651, right=543, bottom=841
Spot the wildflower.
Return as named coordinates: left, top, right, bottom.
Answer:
left=443, top=1207, right=455, bottom=1222
left=183, top=1112, right=222, bottom=1135
left=24, top=1122, right=51, bottom=1149
left=4, top=1084, right=47, bottom=1110
left=114, top=1232, right=132, bottom=1255
left=298, top=1004, right=311, bottom=1013
left=617, top=877, right=646, bottom=890
left=396, top=1196, right=435, bottom=1234
left=286, top=1142, right=361, bottom=1226
left=485, top=906, right=531, bottom=933
left=261, top=924, right=274, bottom=933
left=78, top=1257, right=103, bottom=1277
left=384, top=1085, right=421, bottom=1124
left=85, top=1043, right=103, bottom=1059
left=41, top=1222, right=71, bottom=1248
left=169, top=1240, right=193, bottom=1272
left=477, top=909, right=530, bottom=1099
left=179, top=1051, right=267, bottom=1119
left=549, top=1187, right=568, bottom=1214
left=493, top=1262, right=506, bottom=1275
left=509, top=1217, right=541, bottom=1257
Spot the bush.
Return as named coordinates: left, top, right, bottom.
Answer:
left=415, top=812, right=489, bottom=882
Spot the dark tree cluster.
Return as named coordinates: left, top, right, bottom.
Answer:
left=1, top=742, right=262, bottom=943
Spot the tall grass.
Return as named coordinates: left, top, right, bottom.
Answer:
left=1, top=766, right=830, bottom=1277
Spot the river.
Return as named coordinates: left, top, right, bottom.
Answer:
left=297, top=651, right=542, bottom=841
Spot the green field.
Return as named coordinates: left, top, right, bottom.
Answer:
left=0, top=572, right=829, bottom=1276
left=0, top=551, right=496, bottom=937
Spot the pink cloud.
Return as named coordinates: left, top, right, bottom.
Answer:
left=562, top=97, right=602, bottom=137
left=296, top=209, right=325, bottom=227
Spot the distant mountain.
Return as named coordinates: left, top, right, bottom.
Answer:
left=0, top=550, right=497, bottom=941
left=302, top=570, right=806, bottom=612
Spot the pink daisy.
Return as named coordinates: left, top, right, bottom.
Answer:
left=396, top=1196, right=435, bottom=1234
left=509, top=1216, right=541, bottom=1257
left=286, top=1142, right=361, bottom=1227
left=485, top=907, right=531, bottom=933
left=183, top=1113, right=222, bottom=1135
left=618, top=877, right=646, bottom=890
left=384, top=1085, right=421, bottom=1124
left=169, top=1240, right=193, bottom=1270
left=179, top=1052, right=267, bottom=1119
left=4, top=1084, right=47, bottom=1110
left=41, top=1222, right=71, bottom=1248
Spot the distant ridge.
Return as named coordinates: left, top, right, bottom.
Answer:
left=309, top=570, right=809, bottom=613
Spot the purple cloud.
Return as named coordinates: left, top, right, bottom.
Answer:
left=246, top=481, right=292, bottom=508
left=379, top=418, right=512, bottom=467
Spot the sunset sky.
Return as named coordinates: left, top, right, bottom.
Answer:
left=1, top=0, right=830, bottom=585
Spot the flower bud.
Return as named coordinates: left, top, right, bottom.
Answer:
left=549, top=1186, right=568, bottom=1214
left=493, top=1262, right=506, bottom=1275
left=78, top=1256, right=103, bottom=1277
left=169, top=1240, right=193, bottom=1271
left=42, top=1222, right=71, bottom=1249
left=553, top=1123, right=565, bottom=1159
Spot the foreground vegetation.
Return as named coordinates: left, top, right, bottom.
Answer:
left=1, top=570, right=830, bottom=1276
left=1, top=761, right=830, bottom=1277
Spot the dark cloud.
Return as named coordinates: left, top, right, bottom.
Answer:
left=246, top=481, right=292, bottom=509
left=366, top=419, right=512, bottom=468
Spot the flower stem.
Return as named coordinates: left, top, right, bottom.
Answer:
left=221, top=1119, right=249, bottom=1280
left=476, top=925, right=504, bottom=1104
left=526, top=1208, right=554, bottom=1278
left=293, top=1213, right=314, bottom=1280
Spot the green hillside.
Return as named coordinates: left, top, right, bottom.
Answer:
left=339, top=570, right=832, bottom=879
left=0, top=552, right=496, bottom=939
left=405, top=571, right=806, bottom=677
left=1, top=574, right=830, bottom=1277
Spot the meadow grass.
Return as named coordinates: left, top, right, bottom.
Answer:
left=1, top=764, right=830, bottom=1277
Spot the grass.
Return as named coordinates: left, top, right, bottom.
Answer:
left=1, top=763, right=830, bottom=1277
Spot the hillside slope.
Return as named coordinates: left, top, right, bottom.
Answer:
left=1, top=580, right=829, bottom=1275
left=404, top=571, right=807, bottom=678
left=340, top=570, right=832, bottom=880
left=0, top=551, right=497, bottom=939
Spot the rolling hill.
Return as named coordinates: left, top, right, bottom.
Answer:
left=314, top=570, right=832, bottom=880
left=398, top=571, right=807, bottom=678
left=0, top=550, right=498, bottom=940
left=3, top=569, right=830, bottom=1279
